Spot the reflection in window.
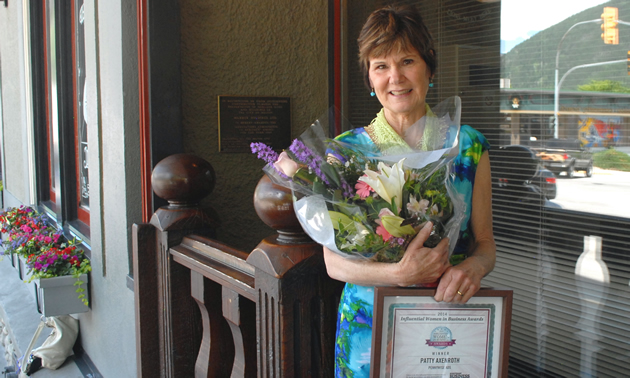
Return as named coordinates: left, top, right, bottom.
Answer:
left=500, top=1, right=630, bottom=218
left=493, top=1, right=630, bottom=377
left=75, top=0, right=89, bottom=211
left=38, top=0, right=90, bottom=239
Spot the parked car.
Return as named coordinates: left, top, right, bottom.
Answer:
left=528, top=167, right=557, bottom=200
left=491, top=145, right=557, bottom=203
left=532, top=138, right=593, bottom=178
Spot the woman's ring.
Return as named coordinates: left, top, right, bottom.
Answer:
left=457, top=290, right=464, bottom=296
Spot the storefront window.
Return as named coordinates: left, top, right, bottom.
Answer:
left=35, top=0, right=90, bottom=242
left=74, top=0, right=90, bottom=225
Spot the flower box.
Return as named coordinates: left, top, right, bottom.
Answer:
left=18, top=255, right=31, bottom=282
left=11, top=251, right=19, bottom=270
left=34, top=274, right=89, bottom=317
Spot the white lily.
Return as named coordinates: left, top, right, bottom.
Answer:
left=358, top=158, right=407, bottom=212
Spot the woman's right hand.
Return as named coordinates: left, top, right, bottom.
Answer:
left=394, top=222, right=450, bottom=287
left=323, top=221, right=450, bottom=287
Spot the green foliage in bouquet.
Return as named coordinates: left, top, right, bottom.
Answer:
left=326, top=152, right=454, bottom=263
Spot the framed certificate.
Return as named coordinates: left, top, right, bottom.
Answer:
left=370, top=287, right=512, bottom=378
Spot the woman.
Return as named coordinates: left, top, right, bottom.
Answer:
left=323, top=5, right=496, bottom=377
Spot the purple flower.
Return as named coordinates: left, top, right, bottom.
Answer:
left=389, top=237, right=406, bottom=246
left=289, top=140, right=330, bottom=185
left=250, top=142, right=279, bottom=164
left=341, top=181, right=354, bottom=198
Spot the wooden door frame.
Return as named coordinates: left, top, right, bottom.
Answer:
left=137, top=0, right=184, bottom=222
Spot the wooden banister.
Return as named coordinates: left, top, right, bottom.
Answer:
left=171, top=238, right=256, bottom=301
left=133, top=154, right=343, bottom=377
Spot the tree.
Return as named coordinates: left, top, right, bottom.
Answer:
left=578, top=79, right=630, bottom=93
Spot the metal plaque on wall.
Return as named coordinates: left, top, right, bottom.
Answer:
left=218, top=96, right=291, bottom=153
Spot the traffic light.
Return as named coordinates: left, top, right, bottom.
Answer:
left=628, top=50, right=630, bottom=75
left=601, top=7, right=619, bottom=45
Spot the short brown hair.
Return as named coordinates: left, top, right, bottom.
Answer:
left=357, top=5, right=436, bottom=90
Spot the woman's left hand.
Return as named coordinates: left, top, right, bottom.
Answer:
left=434, top=150, right=496, bottom=303
left=433, top=256, right=485, bottom=303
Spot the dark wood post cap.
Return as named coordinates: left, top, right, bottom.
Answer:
left=151, top=153, right=215, bottom=207
left=253, top=175, right=310, bottom=244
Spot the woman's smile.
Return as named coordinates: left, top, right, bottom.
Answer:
left=390, top=89, right=412, bottom=96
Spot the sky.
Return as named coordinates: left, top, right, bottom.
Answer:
left=501, top=0, right=610, bottom=53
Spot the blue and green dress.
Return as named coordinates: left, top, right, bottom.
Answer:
left=332, top=108, right=490, bottom=377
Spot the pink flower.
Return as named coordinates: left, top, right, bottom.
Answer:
left=376, top=208, right=395, bottom=223
left=375, top=208, right=396, bottom=241
left=355, top=180, right=374, bottom=199
left=376, top=225, right=392, bottom=241
left=273, top=151, right=300, bottom=177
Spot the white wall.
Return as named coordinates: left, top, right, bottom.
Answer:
left=0, top=0, right=34, bottom=206
left=77, top=0, right=140, bottom=376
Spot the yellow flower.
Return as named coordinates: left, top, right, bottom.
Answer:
left=381, top=214, right=415, bottom=238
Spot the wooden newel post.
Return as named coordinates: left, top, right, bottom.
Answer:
left=134, top=153, right=219, bottom=378
left=246, top=175, right=344, bottom=377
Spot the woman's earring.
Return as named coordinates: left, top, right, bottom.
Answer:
left=429, top=78, right=434, bottom=88
left=370, top=88, right=376, bottom=97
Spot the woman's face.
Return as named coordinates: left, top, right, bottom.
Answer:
left=368, top=49, right=431, bottom=124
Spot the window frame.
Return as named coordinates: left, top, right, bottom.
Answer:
left=33, top=0, right=91, bottom=249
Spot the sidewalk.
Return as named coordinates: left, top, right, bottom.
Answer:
left=0, top=257, right=83, bottom=377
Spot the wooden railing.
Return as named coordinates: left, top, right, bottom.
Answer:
left=132, top=154, right=344, bottom=377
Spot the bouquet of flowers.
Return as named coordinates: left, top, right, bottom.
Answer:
left=252, top=97, right=465, bottom=263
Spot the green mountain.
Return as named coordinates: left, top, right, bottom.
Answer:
left=502, top=0, right=630, bottom=92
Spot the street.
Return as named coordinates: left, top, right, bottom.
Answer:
left=546, top=168, right=630, bottom=218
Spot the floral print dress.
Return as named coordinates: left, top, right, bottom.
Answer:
left=332, top=112, right=490, bottom=377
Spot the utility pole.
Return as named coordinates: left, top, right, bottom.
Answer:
left=553, top=7, right=627, bottom=139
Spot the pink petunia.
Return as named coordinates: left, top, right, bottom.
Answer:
left=355, top=180, right=374, bottom=199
